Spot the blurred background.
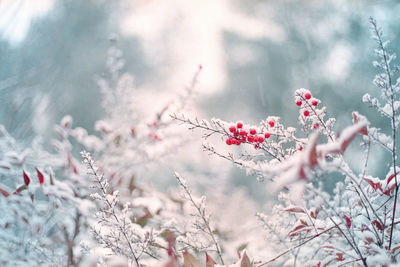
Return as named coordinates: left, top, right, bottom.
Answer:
left=1, top=0, right=399, bottom=202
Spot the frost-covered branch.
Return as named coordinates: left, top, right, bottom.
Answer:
left=174, top=172, right=225, bottom=265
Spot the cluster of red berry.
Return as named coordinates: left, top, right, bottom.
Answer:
left=296, top=89, right=321, bottom=133
left=225, top=121, right=274, bottom=147
left=295, top=91, right=318, bottom=117
left=148, top=120, right=161, bottom=141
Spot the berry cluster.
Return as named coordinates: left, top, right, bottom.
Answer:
left=225, top=121, right=273, bottom=148
left=295, top=89, right=319, bottom=117
left=295, top=89, right=321, bottom=130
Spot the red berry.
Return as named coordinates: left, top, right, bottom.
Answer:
left=247, top=135, right=255, bottom=142
left=229, top=126, right=236, bottom=133
left=235, top=139, right=241, bottom=145
left=257, top=136, right=264, bottom=143
left=249, top=129, right=256, bottom=135
left=313, top=123, right=319, bottom=129
left=239, top=130, right=247, bottom=136
left=268, top=121, right=275, bottom=127
left=296, top=101, right=302, bottom=106
left=304, top=110, right=310, bottom=117
left=264, top=132, right=270, bottom=138
left=226, top=138, right=232, bottom=145
left=237, top=122, right=243, bottom=128
left=305, top=92, right=311, bottom=100
left=312, top=100, right=318, bottom=106
left=299, top=146, right=303, bottom=151
left=241, top=136, right=247, bottom=142
left=254, top=145, right=259, bottom=149
left=234, top=131, right=239, bottom=137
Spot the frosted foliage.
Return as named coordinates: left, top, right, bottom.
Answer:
left=0, top=121, right=94, bottom=266
left=1, top=17, right=400, bottom=267
left=172, top=18, right=400, bottom=266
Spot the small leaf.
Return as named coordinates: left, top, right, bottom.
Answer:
left=391, top=245, right=400, bottom=254
left=352, top=112, right=368, bottom=135
left=363, top=177, right=382, bottom=191
left=205, top=253, right=216, bottom=267
left=285, top=206, right=305, bottom=213
left=372, top=220, right=383, bottom=231
left=15, top=185, right=28, bottom=194
left=183, top=251, right=202, bottom=267
left=240, top=251, right=252, bottom=267
left=308, top=133, right=318, bottom=167
left=383, top=183, right=396, bottom=196
left=35, top=167, right=44, bottom=184
left=387, top=171, right=400, bottom=185
left=0, top=187, right=9, bottom=197
left=23, top=170, right=30, bottom=186
left=336, top=253, right=344, bottom=261
left=343, top=215, right=351, bottom=228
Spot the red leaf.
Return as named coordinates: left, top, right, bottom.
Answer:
left=23, top=170, right=30, bottom=186
left=336, top=253, right=344, bottom=261
left=205, top=253, right=216, bottom=267
left=352, top=112, right=368, bottom=135
left=336, top=121, right=368, bottom=154
left=383, top=183, right=396, bottom=196
left=309, top=133, right=318, bottom=168
left=387, top=171, right=400, bottom=185
left=344, top=215, right=351, bottom=228
left=372, top=220, right=383, bottom=231
left=35, top=167, right=44, bottom=184
left=15, top=185, right=28, bottom=194
left=72, top=165, right=78, bottom=174
left=285, top=206, right=306, bottom=213
left=363, top=177, right=382, bottom=191
left=0, top=187, right=9, bottom=197
left=391, top=246, right=400, bottom=254
left=288, top=224, right=310, bottom=237
left=310, top=208, right=319, bottom=219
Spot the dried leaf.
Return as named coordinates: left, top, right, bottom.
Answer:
left=240, top=251, right=252, bottom=267
left=183, top=251, right=202, bottom=267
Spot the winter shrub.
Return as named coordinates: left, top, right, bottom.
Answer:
left=0, top=18, right=399, bottom=267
